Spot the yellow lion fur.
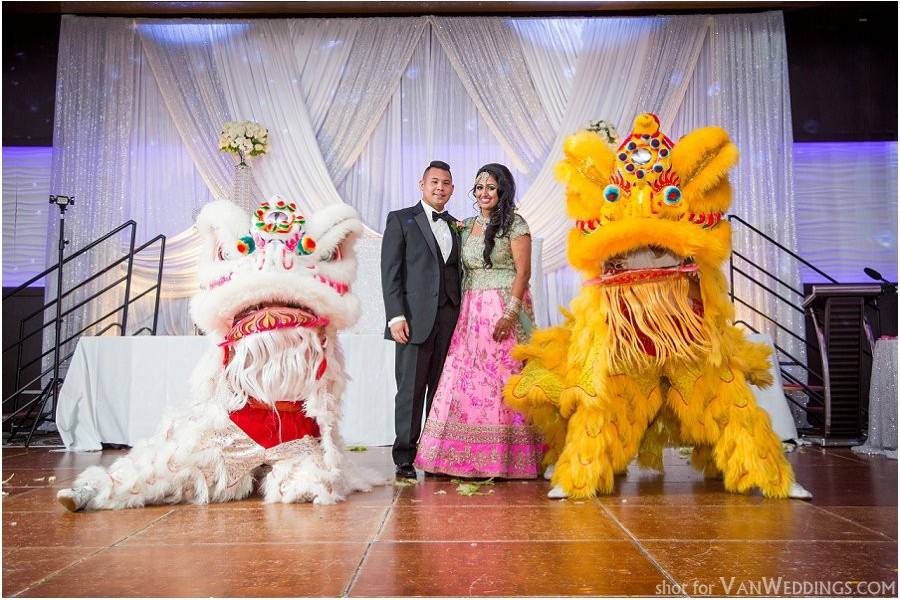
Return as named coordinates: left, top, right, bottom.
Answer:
left=504, top=114, right=796, bottom=499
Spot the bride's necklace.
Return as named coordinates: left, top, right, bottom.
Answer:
left=475, top=214, right=490, bottom=227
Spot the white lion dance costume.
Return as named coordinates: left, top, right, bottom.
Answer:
left=58, top=197, right=385, bottom=511
left=504, top=114, right=811, bottom=501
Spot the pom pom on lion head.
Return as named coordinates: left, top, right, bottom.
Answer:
left=191, top=195, right=363, bottom=341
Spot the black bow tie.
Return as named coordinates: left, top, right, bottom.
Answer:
left=432, top=211, right=455, bottom=224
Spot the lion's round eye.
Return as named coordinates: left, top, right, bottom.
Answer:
left=603, top=184, right=621, bottom=203
left=236, top=236, right=256, bottom=255
left=297, top=234, right=316, bottom=255
left=662, top=185, right=682, bottom=206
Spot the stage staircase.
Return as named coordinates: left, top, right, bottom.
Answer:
left=2, top=217, right=166, bottom=447
left=728, top=215, right=880, bottom=445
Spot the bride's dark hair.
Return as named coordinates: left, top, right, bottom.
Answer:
left=472, top=163, right=516, bottom=269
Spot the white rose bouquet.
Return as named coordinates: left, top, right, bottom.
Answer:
left=218, top=120, right=270, bottom=163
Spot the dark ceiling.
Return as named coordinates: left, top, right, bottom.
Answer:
left=4, top=1, right=821, bottom=17
left=2, top=1, right=895, bottom=145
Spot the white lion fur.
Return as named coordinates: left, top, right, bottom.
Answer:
left=71, top=405, right=256, bottom=510
left=191, top=264, right=362, bottom=337
left=223, top=328, right=326, bottom=409
left=305, top=203, right=363, bottom=286
left=60, top=200, right=387, bottom=511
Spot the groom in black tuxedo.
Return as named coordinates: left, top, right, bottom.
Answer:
left=380, top=160, right=462, bottom=479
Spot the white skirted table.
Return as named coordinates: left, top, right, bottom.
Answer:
left=853, top=338, right=898, bottom=459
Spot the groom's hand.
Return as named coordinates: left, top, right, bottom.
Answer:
left=390, top=320, right=410, bottom=344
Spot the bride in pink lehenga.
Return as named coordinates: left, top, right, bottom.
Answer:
left=414, top=163, right=544, bottom=479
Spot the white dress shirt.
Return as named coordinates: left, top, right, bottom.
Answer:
left=422, top=200, right=453, bottom=263
left=387, top=201, right=453, bottom=328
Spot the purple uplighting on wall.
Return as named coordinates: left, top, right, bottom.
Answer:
left=3, top=142, right=897, bottom=291
left=2, top=146, right=53, bottom=289
left=793, top=141, right=898, bottom=285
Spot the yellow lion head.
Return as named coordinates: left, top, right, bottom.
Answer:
left=555, top=113, right=740, bottom=368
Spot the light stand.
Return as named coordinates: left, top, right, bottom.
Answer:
left=8, top=196, right=74, bottom=445
left=48, top=196, right=73, bottom=419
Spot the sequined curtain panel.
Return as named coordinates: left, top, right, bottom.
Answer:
left=46, top=13, right=802, bottom=370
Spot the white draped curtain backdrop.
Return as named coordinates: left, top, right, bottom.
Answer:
left=45, top=12, right=805, bottom=373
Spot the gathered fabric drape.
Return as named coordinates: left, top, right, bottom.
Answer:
left=47, top=12, right=804, bottom=373
left=429, top=16, right=556, bottom=174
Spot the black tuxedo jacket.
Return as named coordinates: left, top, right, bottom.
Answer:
left=380, top=203, right=461, bottom=345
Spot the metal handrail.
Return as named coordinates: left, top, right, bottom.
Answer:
left=2, top=220, right=137, bottom=300
left=14, top=248, right=144, bottom=330
left=728, top=215, right=839, bottom=284
left=11, top=234, right=167, bottom=353
left=732, top=265, right=806, bottom=313
left=2, top=317, right=123, bottom=413
left=733, top=319, right=826, bottom=414
left=17, top=308, right=126, bottom=373
left=3, top=219, right=166, bottom=443
left=142, top=234, right=166, bottom=336
left=13, top=260, right=166, bottom=373
left=733, top=319, right=826, bottom=393
left=733, top=296, right=814, bottom=349
left=2, top=351, right=74, bottom=410
left=3, top=276, right=127, bottom=354
left=732, top=250, right=805, bottom=298
left=726, top=216, right=840, bottom=431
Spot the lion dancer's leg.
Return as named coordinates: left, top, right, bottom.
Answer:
left=549, top=373, right=663, bottom=499
left=57, top=407, right=257, bottom=511
left=263, top=387, right=385, bottom=506
left=688, top=444, right=723, bottom=479
left=504, top=362, right=569, bottom=478
left=664, top=361, right=811, bottom=499
left=636, top=403, right=683, bottom=472
left=504, top=325, right=573, bottom=479
left=261, top=437, right=344, bottom=505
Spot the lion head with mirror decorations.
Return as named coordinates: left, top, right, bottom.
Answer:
left=558, top=111, right=736, bottom=363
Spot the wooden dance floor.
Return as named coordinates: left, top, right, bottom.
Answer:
left=2, top=446, right=897, bottom=597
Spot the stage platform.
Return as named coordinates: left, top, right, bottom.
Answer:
left=2, top=446, right=896, bottom=597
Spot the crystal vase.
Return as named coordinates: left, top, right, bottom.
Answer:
left=231, top=150, right=252, bottom=212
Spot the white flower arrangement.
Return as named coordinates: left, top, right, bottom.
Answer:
left=586, top=119, right=619, bottom=147
left=218, top=120, right=270, bottom=162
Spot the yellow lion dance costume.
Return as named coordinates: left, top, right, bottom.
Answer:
left=504, top=113, right=811, bottom=500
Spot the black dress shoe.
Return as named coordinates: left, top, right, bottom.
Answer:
left=395, top=464, right=417, bottom=479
